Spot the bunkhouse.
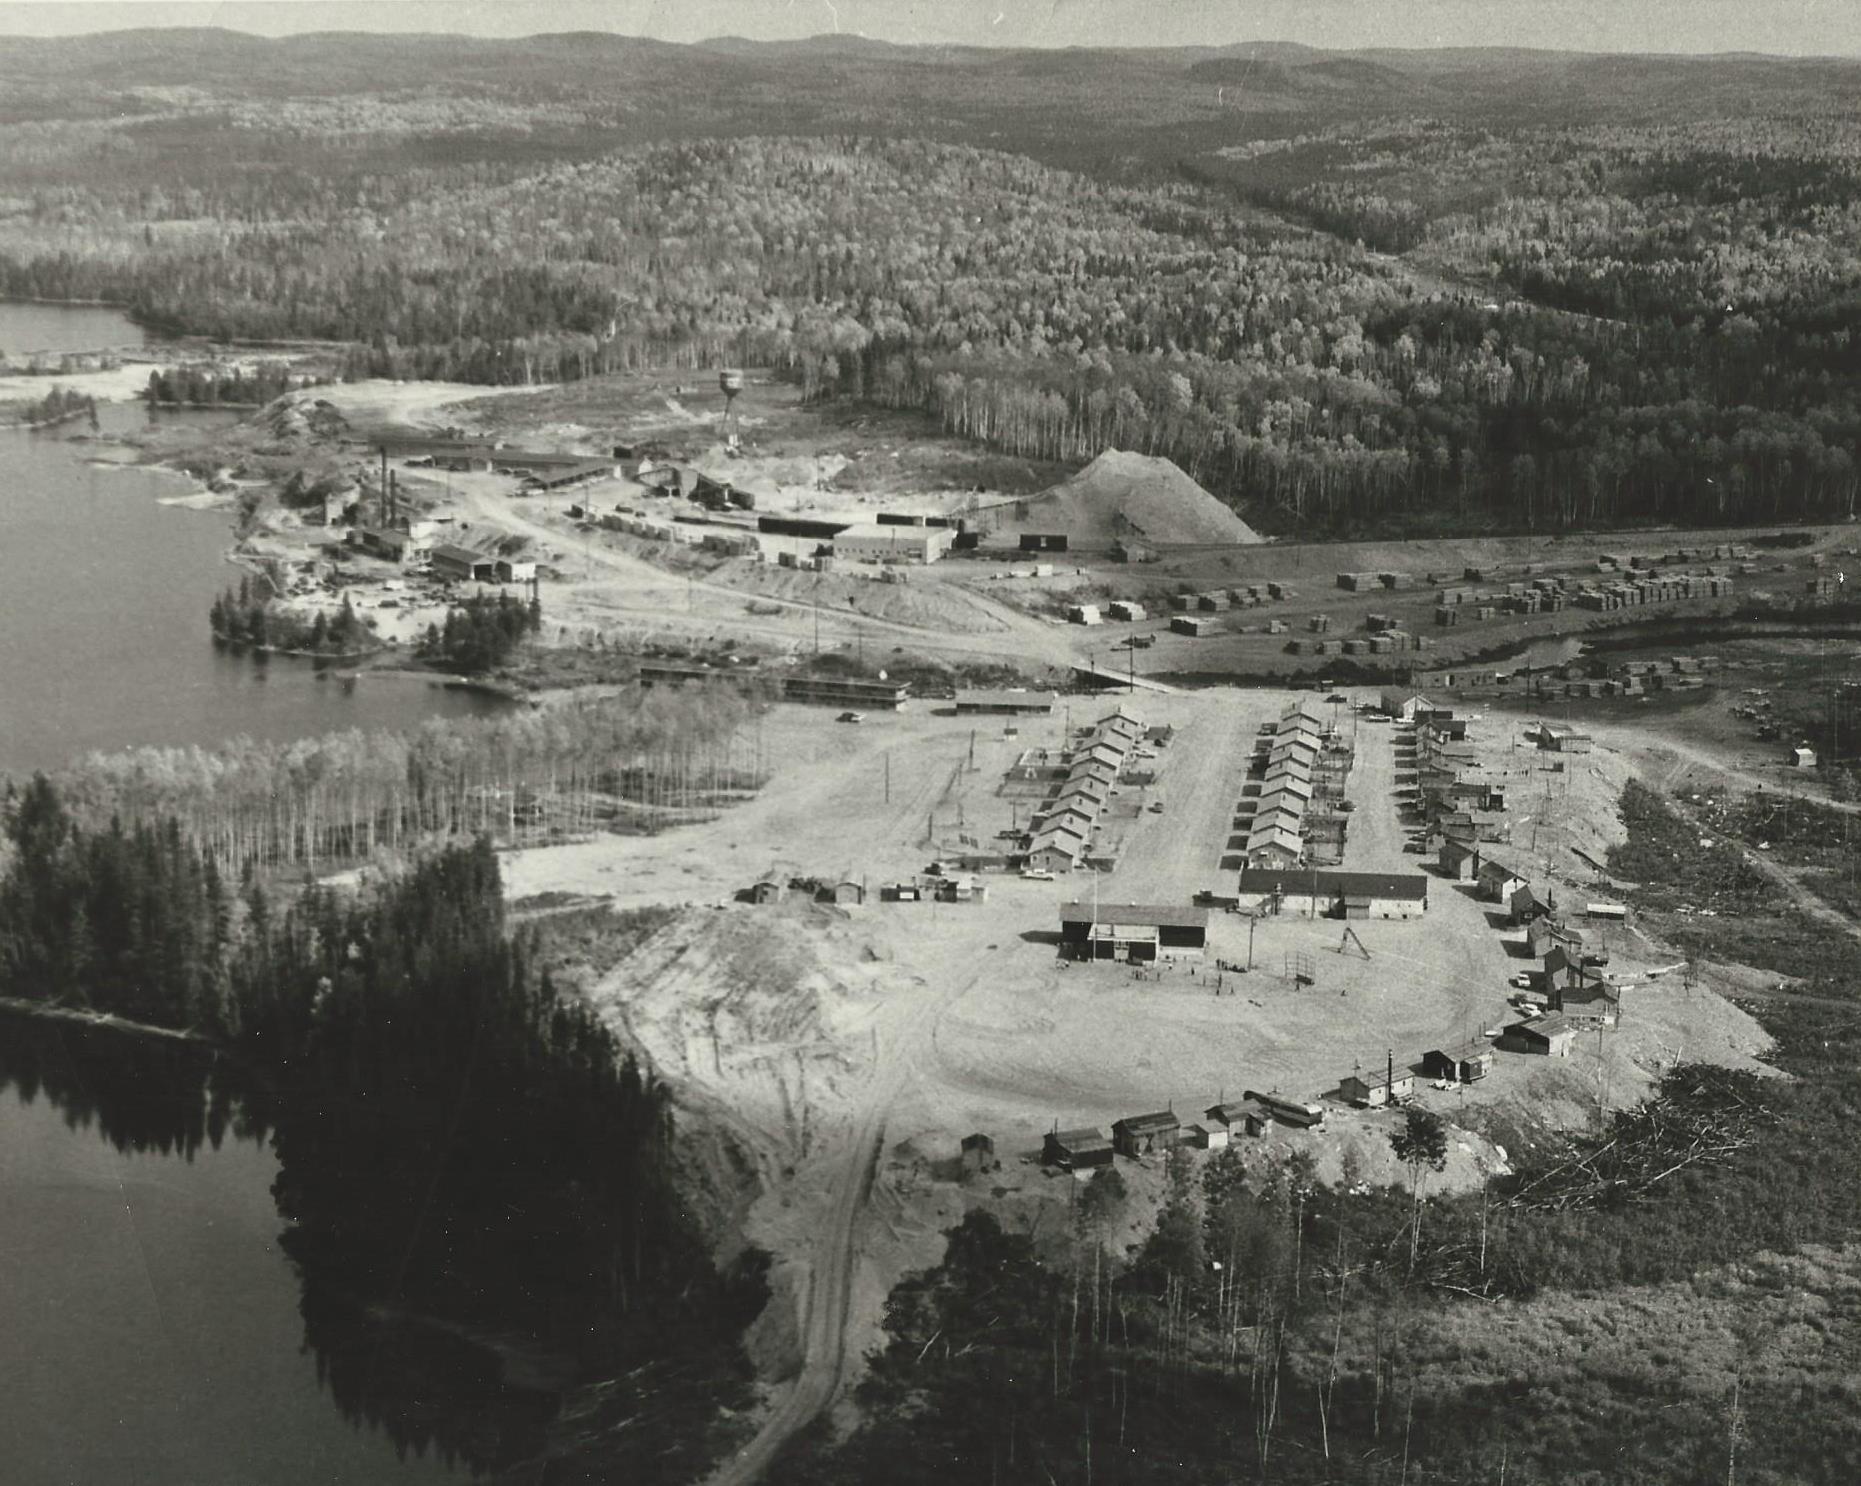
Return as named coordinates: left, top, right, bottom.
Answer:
left=1497, top=1013, right=1579, bottom=1056
left=1237, top=869, right=1429, bottom=919
left=1244, top=826, right=1305, bottom=869
left=1421, top=1041, right=1494, bottom=1083
left=1112, top=1110, right=1182, bottom=1158
left=1058, top=901, right=1210, bottom=960
left=1478, top=858, right=1529, bottom=904
left=955, top=689, right=1059, bottom=715
left=1025, top=831, right=1085, bottom=875
left=1043, top=1126, right=1114, bottom=1170
left=1339, top=1066, right=1416, bottom=1108
left=1244, top=1090, right=1326, bottom=1128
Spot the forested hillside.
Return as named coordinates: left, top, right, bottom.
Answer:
left=2, top=32, right=1857, bottom=533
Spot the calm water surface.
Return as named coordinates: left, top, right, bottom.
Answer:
left=0, top=1023, right=542, bottom=1485
left=1, top=305, right=535, bottom=1482
left=0, top=305, right=505, bottom=774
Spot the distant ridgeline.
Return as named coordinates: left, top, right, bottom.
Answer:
left=0, top=788, right=744, bottom=1473
left=0, top=83, right=1855, bottom=529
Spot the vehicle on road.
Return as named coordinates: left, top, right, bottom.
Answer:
left=836, top=711, right=865, bottom=724
left=1326, top=692, right=1347, bottom=703
left=1338, top=800, right=1356, bottom=812
left=1148, top=800, right=1165, bottom=814
left=1020, top=868, right=1056, bottom=881
left=1509, top=973, right=1535, bottom=989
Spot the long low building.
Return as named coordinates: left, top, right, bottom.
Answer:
left=833, top=523, right=954, bottom=564
left=955, top=688, right=1058, bottom=715
left=1058, top=901, right=1210, bottom=959
left=1237, top=869, right=1429, bottom=919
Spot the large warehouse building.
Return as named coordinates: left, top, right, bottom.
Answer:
left=1236, top=869, right=1429, bottom=919
left=1058, top=901, right=1209, bottom=960
left=832, top=524, right=955, bottom=565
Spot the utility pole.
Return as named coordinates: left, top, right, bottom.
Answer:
left=1247, top=913, right=1256, bottom=970
left=884, top=750, right=891, bottom=804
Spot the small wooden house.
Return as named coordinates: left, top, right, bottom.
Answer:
left=1339, top=1068, right=1415, bottom=1108
left=749, top=879, right=785, bottom=904
left=1188, top=1122, right=1229, bottom=1150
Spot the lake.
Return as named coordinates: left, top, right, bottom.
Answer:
left=0, top=303, right=506, bottom=775
left=0, top=1017, right=552, bottom=1484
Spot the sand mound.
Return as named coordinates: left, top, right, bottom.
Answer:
left=1026, top=450, right=1262, bottom=546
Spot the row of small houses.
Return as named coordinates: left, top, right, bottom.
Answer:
left=1238, top=702, right=1347, bottom=868
left=1024, top=708, right=1151, bottom=874
left=1380, top=694, right=1512, bottom=851
left=746, top=874, right=991, bottom=906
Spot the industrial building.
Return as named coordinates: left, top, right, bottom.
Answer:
left=832, top=524, right=954, bottom=564
left=430, top=544, right=497, bottom=582
left=1058, top=901, right=1210, bottom=960
left=1237, top=869, right=1429, bottom=918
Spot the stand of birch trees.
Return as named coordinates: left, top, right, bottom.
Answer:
left=41, top=689, right=768, bottom=873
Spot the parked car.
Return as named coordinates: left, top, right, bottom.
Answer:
left=1338, top=800, right=1356, bottom=812
left=1148, top=800, right=1166, bottom=814
left=837, top=711, right=865, bottom=724
left=1020, top=868, right=1056, bottom=881
left=1326, top=692, right=1347, bottom=703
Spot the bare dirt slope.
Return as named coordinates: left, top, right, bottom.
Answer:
left=1016, top=449, right=1263, bottom=546
left=504, top=686, right=1774, bottom=1483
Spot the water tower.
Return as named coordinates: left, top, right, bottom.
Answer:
left=719, top=367, right=744, bottom=451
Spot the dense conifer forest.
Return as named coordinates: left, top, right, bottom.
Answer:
left=0, top=785, right=755, bottom=1473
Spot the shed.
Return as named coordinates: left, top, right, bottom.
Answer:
left=830, top=879, right=866, bottom=905
left=1112, top=1111, right=1182, bottom=1158
left=749, top=879, right=784, bottom=904
left=1793, top=744, right=1819, bottom=769
left=1421, top=1042, right=1494, bottom=1083
left=960, top=1132, right=997, bottom=1175
left=1497, top=1014, right=1578, bottom=1057
left=1188, top=1122, right=1230, bottom=1150
left=1043, top=1127, right=1114, bottom=1169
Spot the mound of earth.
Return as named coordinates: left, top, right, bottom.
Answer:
left=1024, top=450, right=1262, bottom=546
